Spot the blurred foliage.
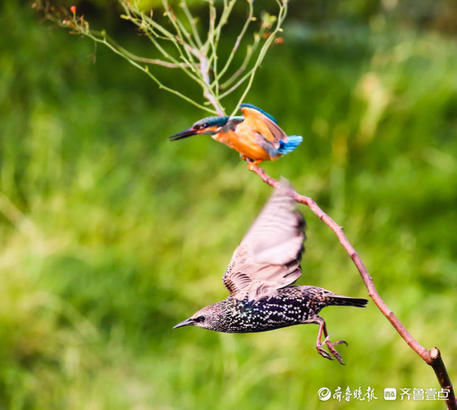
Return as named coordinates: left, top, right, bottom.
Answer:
left=1, top=0, right=457, bottom=409
left=48, top=0, right=457, bottom=33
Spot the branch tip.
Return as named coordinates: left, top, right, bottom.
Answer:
left=250, top=165, right=456, bottom=409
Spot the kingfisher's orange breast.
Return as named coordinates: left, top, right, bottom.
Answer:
left=213, top=128, right=273, bottom=161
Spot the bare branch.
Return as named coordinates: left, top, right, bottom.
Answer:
left=249, top=164, right=457, bottom=410
left=122, top=5, right=202, bottom=82
left=217, top=0, right=254, bottom=81
left=230, top=4, right=288, bottom=116
left=161, top=0, right=198, bottom=66
left=84, top=29, right=217, bottom=113
left=92, top=30, right=183, bottom=68
left=199, top=52, right=225, bottom=115
left=180, top=0, right=203, bottom=49
left=220, top=29, right=265, bottom=89
left=206, top=0, right=219, bottom=95
left=37, top=0, right=287, bottom=115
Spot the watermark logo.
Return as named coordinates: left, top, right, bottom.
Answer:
left=384, top=388, right=397, bottom=400
left=317, top=386, right=377, bottom=402
left=317, top=387, right=331, bottom=401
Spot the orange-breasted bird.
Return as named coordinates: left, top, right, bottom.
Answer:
left=169, top=104, right=302, bottom=168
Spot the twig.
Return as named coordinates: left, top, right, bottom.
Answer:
left=91, top=29, right=183, bottom=68
left=220, top=28, right=265, bottom=90
left=199, top=53, right=225, bottom=115
left=180, top=0, right=203, bottom=49
left=37, top=0, right=287, bottom=115
left=230, top=1, right=288, bottom=116
left=249, top=165, right=456, bottom=410
left=85, top=30, right=216, bottom=114
left=217, top=0, right=254, bottom=81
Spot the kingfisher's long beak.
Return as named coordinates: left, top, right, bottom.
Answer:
left=173, top=317, right=195, bottom=329
left=169, top=127, right=199, bottom=141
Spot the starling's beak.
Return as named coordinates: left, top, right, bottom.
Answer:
left=169, top=127, right=199, bottom=141
left=173, top=317, right=195, bottom=329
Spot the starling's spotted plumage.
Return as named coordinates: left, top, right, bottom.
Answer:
left=174, top=181, right=368, bottom=364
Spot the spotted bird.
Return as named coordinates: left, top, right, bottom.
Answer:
left=174, top=181, right=368, bottom=364
left=169, top=104, right=302, bottom=168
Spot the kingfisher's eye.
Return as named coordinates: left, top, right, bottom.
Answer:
left=194, top=315, right=205, bottom=323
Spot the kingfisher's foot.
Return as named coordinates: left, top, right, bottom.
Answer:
left=316, top=335, right=347, bottom=365
left=247, top=160, right=261, bottom=171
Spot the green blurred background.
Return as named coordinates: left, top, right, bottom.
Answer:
left=1, top=0, right=457, bottom=408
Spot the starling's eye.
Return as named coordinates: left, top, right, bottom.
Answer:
left=194, top=315, right=205, bottom=323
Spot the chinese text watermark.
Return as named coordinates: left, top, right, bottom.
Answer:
left=317, top=386, right=451, bottom=402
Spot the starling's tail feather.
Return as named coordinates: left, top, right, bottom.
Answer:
left=277, top=136, right=303, bottom=155
left=327, top=295, right=368, bottom=308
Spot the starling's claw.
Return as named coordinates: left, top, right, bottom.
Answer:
left=326, top=338, right=347, bottom=365
left=326, top=343, right=345, bottom=365
left=317, top=334, right=347, bottom=365
left=316, top=345, right=333, bottom=361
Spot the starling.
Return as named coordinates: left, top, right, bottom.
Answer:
left=174, top=181, right=368, bottom=364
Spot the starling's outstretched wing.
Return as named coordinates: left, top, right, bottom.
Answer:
left=223, top=180, right=306, bottom=303
left=240, top=104, right=289, bottom=149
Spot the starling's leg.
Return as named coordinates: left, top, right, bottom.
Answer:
left=315, top=318, right=333, bottom=361
left=315, top=317, right=347, bottom=365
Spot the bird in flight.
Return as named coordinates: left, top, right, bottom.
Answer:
left=174, top=181, right=368, bottom=364
left=169, top=104, right=302, bottom=169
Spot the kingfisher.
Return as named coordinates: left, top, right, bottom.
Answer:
left=174, top=181, right=368, bottom=364
left=169, top=104, right=302, bottom=168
